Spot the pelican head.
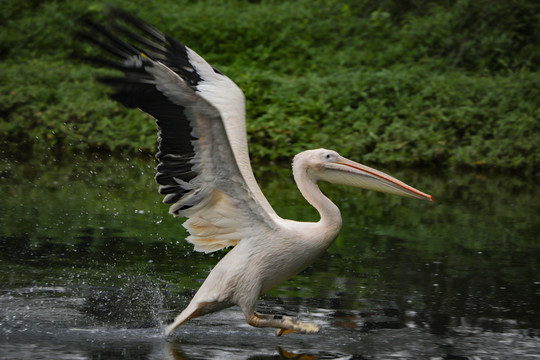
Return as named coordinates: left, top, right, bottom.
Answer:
left=295, top=148, right=433, bottom=201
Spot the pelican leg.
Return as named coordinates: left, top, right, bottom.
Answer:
left=165, top=304, right=202, bottom=335
left=247, top=312, right=320, bottom=336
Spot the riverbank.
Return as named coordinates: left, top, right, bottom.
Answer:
left=1, top=0, right=538, bottom=174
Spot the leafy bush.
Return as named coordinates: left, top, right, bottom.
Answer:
left=1, top=0, right=538, bottom=174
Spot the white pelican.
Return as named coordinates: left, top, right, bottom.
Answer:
left=81, top=9, right=433, bottom=336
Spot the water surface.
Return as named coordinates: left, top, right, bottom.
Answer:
left=0, top=154, right=538, bottom=359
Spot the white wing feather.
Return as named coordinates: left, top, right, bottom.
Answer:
left=184, top=47, right=278, bottom=220
left=147, top=59, right=276, bottom=252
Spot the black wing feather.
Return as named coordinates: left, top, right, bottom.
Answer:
left=107, top=9, right=203, bottom=86
left=80, top=10, right=203, bottom=205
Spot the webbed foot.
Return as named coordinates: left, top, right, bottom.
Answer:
left=275, top=317, right=320, bottom=336
left=247, top=312, right=320, bottom=335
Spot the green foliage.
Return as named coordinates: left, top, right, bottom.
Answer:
left=397, top=0, right=540, bottom=72
left=1, top=0, right=539, bottom=173
left=0, top=58, right=155, bottom=156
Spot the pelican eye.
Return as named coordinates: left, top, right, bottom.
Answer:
left=322, top=152, right=337, bottom=162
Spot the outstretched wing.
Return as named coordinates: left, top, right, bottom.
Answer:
left=80, top=9, right=277, bottom=252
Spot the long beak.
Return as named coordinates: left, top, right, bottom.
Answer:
left=323, top=156, right=433, bottom=201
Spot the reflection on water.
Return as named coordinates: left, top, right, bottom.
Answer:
left=0, top=154, right=539, bottom=359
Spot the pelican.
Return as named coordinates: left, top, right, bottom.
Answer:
left=81, top=10, right=433, bottom=336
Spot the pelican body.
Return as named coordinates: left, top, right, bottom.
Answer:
left=81, top=10, right=433, bottom=336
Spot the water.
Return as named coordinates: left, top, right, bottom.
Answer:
left=0, top=154, right=539, bottom=359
